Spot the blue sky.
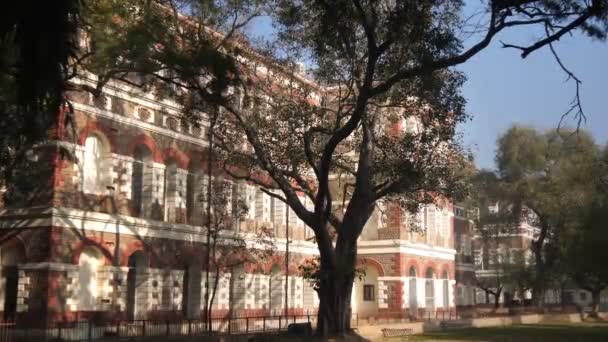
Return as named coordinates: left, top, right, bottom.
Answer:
left=459, top=27, right=608, bottom=169
left=247, top=5, right=608, bottom=170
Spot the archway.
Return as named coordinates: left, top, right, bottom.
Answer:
left=126, top=251, right=148, bottom=320
left=408, top=266, right=418, bottom=316
left=425, top=268, right=435, bottom=311
left=353, top=265, right=379, bottom=318
left=230, top=264, right=246, bottom=316
left=78, top=247, right=104, bottom=311
left=1, top=242, right=25, bottom=321
left=269, top=265, right=283, bottom=315
left=182, top=264, right=201, bottom=318
left=442, top=270, right=449, bottom=309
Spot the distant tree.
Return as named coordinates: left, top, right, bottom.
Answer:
left=75, top=0, right=608, bottom=336
left=468, top=170, right=527, bottom=308
left=495, top=126, right=601, bottom=308
left=562, top=163, right=608, bottom=316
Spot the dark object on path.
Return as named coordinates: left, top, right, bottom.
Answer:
left=287, top=322, right=313, bottom=337
left=381, top=327, right=413, bottom=338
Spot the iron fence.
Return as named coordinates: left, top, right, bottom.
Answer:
left=0, top=312, right=358, bottom=341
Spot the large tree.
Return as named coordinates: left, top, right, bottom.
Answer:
left=73, top=0, right=608, bottom=336
left=0, top=0, right=82, bottom=201
left=561, top=145, right=608, bottom=316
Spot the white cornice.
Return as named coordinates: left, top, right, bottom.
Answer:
left=73, top=102, right=209, bottom=149
left=358, top=239, right=456, bottom=261
left=0, top=207, right=320, bottom=256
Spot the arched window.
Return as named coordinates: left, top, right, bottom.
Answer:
left=164, top=160, right=178, bottom=222
left=126, top=251, right=149, bottom=320
left=83, top=135, right=109, bottom=194
left=78, top=247, right=104, bottom=311
left=1, top=241, right=26, bottom=321
left=442, top=270, right=450, bottom=309
left=425, top=268, right=435, bottom=310
left=132, top=146, right=153, bottom=218
left=186, top=161, right=203, bottom=225
left=408, top=266, right=417, bottom=315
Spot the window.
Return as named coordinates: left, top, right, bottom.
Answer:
left=363, top=285, right=375, bottom=301
left=132, top=145, right=154, bottom=218
left=580, top=292, right=588, bottom=301
left=83, top=135, right=109, bottom=194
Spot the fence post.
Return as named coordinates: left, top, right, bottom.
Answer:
left=228, top=317, right=232, bottom=334
left=246, top=317, right=249, bottom=333
left=263, top=316, right=266, bottom=332
left=188, top=319, right=191, bottom=335
left=88, top=321, right=93, bottom=341
left=279, top=316, right=282, bottom=330
left=166, top=320, right=170, bottom=336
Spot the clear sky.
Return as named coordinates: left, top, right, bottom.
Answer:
left=247, top=4, right=608, bottom=170
left=458, top=23, right=608, bottom=170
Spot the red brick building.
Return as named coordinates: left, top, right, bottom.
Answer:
left=0, top=68, right=458, bottom=326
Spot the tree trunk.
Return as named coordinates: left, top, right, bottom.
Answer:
left=315, top=233, right=357, bottom=337
left=590, top=290, right=601, bottom=318
left=532, top=245, right=546, bottom=310
left=493, top=289, right=502, bottom=309
left=316, top=273, right=354, bottom=337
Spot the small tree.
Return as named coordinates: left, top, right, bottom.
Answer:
left=198, top=176, right=275, bottom=330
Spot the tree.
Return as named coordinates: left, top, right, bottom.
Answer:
left=467, top=170, right=531, bottom=309
left=562, top=154, right=608, bottom=317
left=495, top=126, right=601, bottom=308
left=197, top=177, right=275, bottom=329
left=0, top=1, right=81, bottom=201
left=76, top=0, right=608, bottom=336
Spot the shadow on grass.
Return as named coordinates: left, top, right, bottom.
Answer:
left=415, top=324, right=608, bottom=342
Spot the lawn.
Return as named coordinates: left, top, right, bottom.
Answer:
left=402, top=323, right=608, bottom=342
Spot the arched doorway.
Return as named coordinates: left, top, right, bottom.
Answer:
left=230, top=264, right=246, bottom=316
left=353, top=265, right=379, bottom=318
left=182, top=264, right=201, bottom=318
left=126, top=251, right=148, bottom=320
left=425, top=268, right=435, bottom=311
left=442, top=270, right=449, bottom=309
left=78, top=247, right=104, bottom=312
left=408, top=266, right=418, bottom=316
left=269, top=265, right=283, bottom=315
left=1, top=242, right=25, bottom=321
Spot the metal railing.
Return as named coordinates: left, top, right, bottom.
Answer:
left=0, top=313, right=358, bottom=341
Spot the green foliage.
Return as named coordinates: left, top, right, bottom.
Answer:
left=473, top=124, right=607, bottom=304
left=0, top=1, right=81, bottom=196
left=298, top=256, right=365, bottom=292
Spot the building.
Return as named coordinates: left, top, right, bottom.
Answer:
left=0, top=41, right=458, bottom=327
left=470, top=202, right=608, bottom=310
left=452, top=204, right=476, bottom=309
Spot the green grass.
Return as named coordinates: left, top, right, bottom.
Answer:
left=398, top=323, right=608, bottom=342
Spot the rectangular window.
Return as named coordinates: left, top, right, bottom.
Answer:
left=363, top=284, right=375, bottom=301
